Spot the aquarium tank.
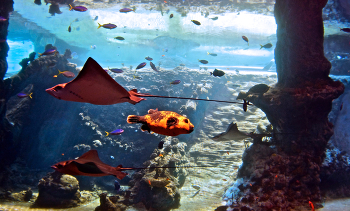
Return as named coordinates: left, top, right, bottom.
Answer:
left=0, top=0, right=350, bottom=210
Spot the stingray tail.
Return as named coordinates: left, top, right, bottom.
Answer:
left=128, top=89, right=146, bottom=105
left=114, top=165, right=128, bottom=180
left=127, top=115, right=141, bottom=124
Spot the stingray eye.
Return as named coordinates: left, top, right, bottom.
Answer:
left=54, top=86, right=62, bottom=91
left=184, top=119, right=188, bottom=123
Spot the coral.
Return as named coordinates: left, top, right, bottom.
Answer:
left=18, top=52, right=36, bottom=71
left=9, top=188, right=34, bottom=202
left=127, top=137, right=189, bottom=211
left=64, top=49, right=72, bottom=60
left=95, top=193, right=127, bottom=211
left=33, top=171, right=81, bottom=208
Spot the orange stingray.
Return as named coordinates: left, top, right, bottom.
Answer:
left=46, top=57, right=145, bottom=105
left=52, top=150, right=210, bottom=180
left=46, top=57, right=249, bottom=110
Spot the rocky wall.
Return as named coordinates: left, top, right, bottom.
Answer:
left=0, top=0, right=14, bottom=170
left=219, top=0, right=346, bottom=210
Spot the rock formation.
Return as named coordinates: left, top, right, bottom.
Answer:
left=220, top=0, right=345, bottom=210
left=34, top=171, right=81, bottom=208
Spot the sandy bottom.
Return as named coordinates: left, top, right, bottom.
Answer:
left=1, top=198, right=350, bottom=211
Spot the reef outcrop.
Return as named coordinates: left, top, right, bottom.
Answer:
left=34, top=171, right=81, bottom=208
left=221, top=0, right=345, bottom=210
left=126, top=137, right=189, bottom=211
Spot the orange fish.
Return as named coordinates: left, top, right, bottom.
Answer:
left=159, top=154, right=164, bottom=157
left=162, top=55, right=165, bottom=57
left=309, top=201, right=315, bottom=211
left=164, top=0, right=167, bottom=3
left=166, top=178, right=170, bottom=181
left=226, top=152, right=229, bottom=155
left=148, top=180, right=152, bottom=186
left=127, top=108, right=194, bottom=136
left=61, top=153, right=64, bottom=156
left=222, top=179, right=227, bottom=181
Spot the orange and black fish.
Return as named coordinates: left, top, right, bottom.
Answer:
left=170, top=14, right=173, bottom=18
left=242, top=36, right=249, bottom=45
left=127, top=108, right=194, bottom=136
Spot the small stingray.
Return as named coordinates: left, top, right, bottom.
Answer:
left=46, top=57, right=249, bottom=110
left=52, top=150, right=211, bottom=180
left=211, top=122, right=271, bottom=141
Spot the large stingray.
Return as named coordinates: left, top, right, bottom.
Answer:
left=46, top=57, right=248, bottom=108
left=46, top=57, right=145, bottom=105
left=211, top=122, right=271, bottom=141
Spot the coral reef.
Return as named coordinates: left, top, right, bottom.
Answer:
left=127, top=137, right=189, bottom=211
left=18, top=52, right=36, bottom=71
left=95, top=193, right=127, bottom=211
left=218, top=0, right=345, bottom=210
left=34, top=171, right=81, bottom=208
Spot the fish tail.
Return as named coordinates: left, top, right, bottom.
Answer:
left=38, top=53, right=42, bottom=57
left=105, top=131, right=109, bottom=136
left=58, top=69, right=63, bottom=74
left=28, top=93, right=33, bottom=99
left=210, top=72, right=212, bottom=76
left=97, top=23, right=102, bottom=29
left=260, top=45, right=263, bottom=49
left=207, top=52, right=210, bottom=55
left=69, top=4, right=73, bottom=11
left=127, top=115, right=140, bottom=124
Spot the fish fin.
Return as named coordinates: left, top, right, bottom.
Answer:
left=127, top=115, right=141, bottom=124
left=105, top=131, right=109, bottom=136
left=69, top=4, right=73, bottom=10
left=113, top=166, right=128, bottom=180
left=207, top=52, right=209, bottom=55
left=141, top=124, right=151, bottom=133
left=77, top=149, right=104, bottom=164
left=38, top=53, right=42, bottom=57
left=97, top=23, right=101, bottom=29
left=260, top=45, right=263, bottom=49
left=58, top=69, right=62, bottom=74
left=128, top=89, right=146, bottom=105
left=148, top=108, right=158, bottom=114
left=210, top=72, right=212, bottom=76
left=28, top=93, right=33, bottom=99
